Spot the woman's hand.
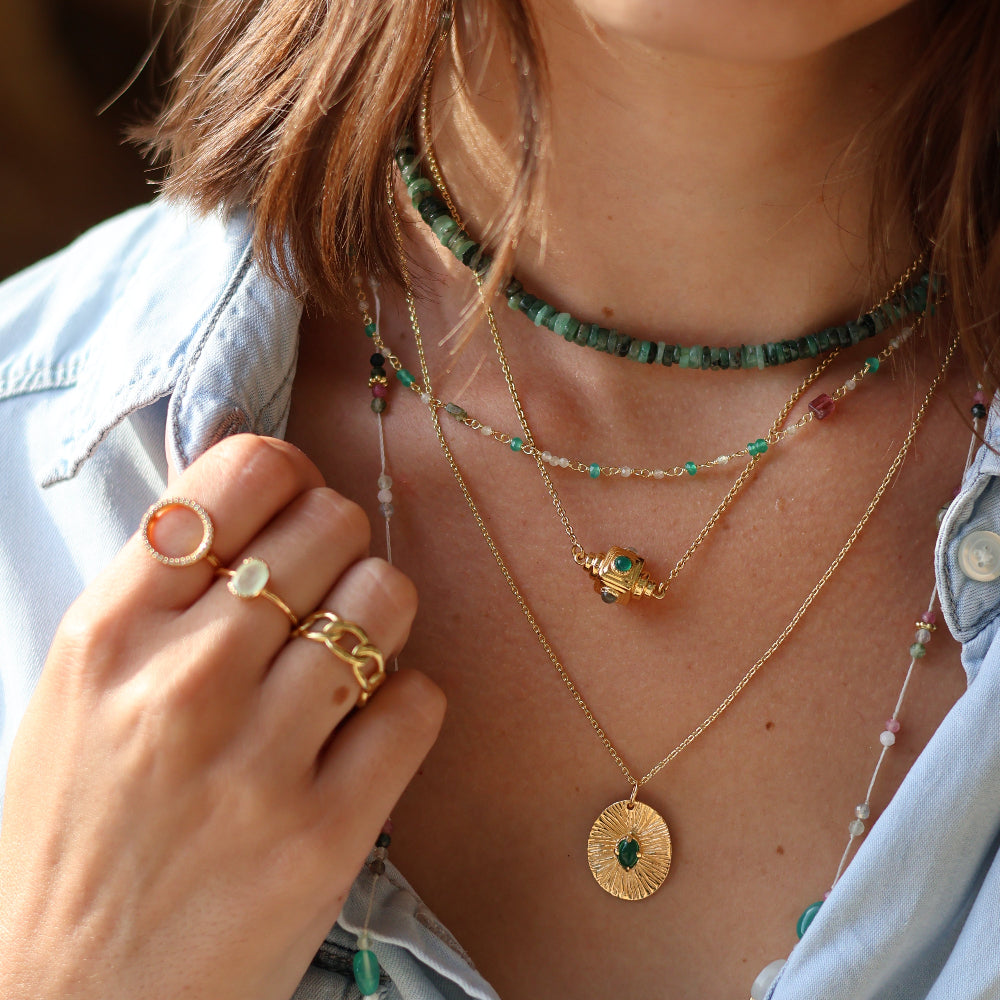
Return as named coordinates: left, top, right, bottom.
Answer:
left=0, top=434, right=445, bottom=1000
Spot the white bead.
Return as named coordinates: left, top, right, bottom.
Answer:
left=716, top=455, right=730, bottom=465
left=880, top=730, right=896, bottom=747
left=377, top=488, right=393, bottom=504
left=621, top=467, right=632, bottom=477
left=379, top=502, right=394, bottom=519
left=357, top=298, right=370, bottom=312
left=916, top=628, right=932, bottom=643
left=849, top=818, right=865, bottom=837
left=845, top=378, right=857, bottom=390
left=480, top=425, right=492, bottom=435
left=750, top=959, right=786, bottom=1000
left=855, top=802, right=870, bottom=819
left=652, top=470, right=665, bottom=480
left=377, top=474, right=392, bottom=490
left=558, top=457, right=570, bottom=468
left=541, top=451, right=552, bottom=463
left=420, top=392, right=431, bottom=404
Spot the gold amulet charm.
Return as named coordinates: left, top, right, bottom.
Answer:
left=583, top=546, right=659, bottom=605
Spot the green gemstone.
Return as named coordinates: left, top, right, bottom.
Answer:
left=755, top=438, right=768, bottom=454
left=534, top=304, right=557, bottom=327
left=370, top=397, right=386, bottom=414
left=510, top=437, right=523, bottom=452
left=431, top=216, right=459, bottom=242
left=613, top=554, right=633, bottom=573
left=797, top=901, right=823, bottom=939
left=364, top=322, right=377, bottom=337
left=353, top=949, right=381, bottom=995
left=589, top=463, right=601, bottom=479
left=397, top=369, right=414, bottom=387
left=685, top=461, right=697, bottom=476
left=616, top=837, right=640, bottom=870
left=553, top=312, right=576, bottom=337
left=866, top=356, right=880, bottom=373
left=910, top=641, right=927, bottom=659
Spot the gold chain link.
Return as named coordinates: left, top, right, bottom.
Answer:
left=387, top=167, right=956, bottom=789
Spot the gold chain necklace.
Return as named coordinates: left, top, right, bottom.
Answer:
left=387, top=178, right=957, bottom=898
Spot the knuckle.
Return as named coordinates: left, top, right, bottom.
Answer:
left=204, top=434, right=317, bottom=495
left=351, top=558, right=417, bottom=618
left=306, top=488, right=371, bottom=551
left=53, top=597, right=122, bottom=678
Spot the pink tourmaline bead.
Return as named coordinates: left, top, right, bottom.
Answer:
left=974, top=390, right=986, bottom=405
left=921, top=611, right=937, bottom=625
left=382, top=819, right=394, bottom=835
left=886, top=718, right=901, bottom=733
left=808, top=393, right=836, bottom=420
left=372, top=383, right=388, bottom=398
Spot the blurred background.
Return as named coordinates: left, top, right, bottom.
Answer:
left=0, top=0, right=160, bottom=279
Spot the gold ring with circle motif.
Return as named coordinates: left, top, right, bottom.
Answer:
left=295, top=611, right=387, bottom=705
left=141, top=497, right=220, bottom=568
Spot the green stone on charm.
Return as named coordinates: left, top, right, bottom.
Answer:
left=796, top=901, right=823, bottom=939
left=613, top=554, right=633, bottom=573
left=685, top=461, right=697, bottom=476
left=589, top=463, right=601, bottom=479
left=510, top=436, right=523, bottom=452
left=616, top=837, right=640, bottom=870
left=353, top=949, right=381, bottom=995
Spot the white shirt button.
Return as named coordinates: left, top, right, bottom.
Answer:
left=958, top=530, right=1000, bottom=582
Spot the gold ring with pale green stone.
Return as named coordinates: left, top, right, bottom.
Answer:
left=215, top=557, right=299, bottom=627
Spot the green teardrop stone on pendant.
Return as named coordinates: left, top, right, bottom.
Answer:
left=616, top=837, right=640, bottom=870
left=354, top=949, right=381, bottom=995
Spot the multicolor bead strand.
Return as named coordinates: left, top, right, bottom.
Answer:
left=364, top=323, right=912, bottom=484
left=354, top=821, right=394, bottom=999
left=753, top=393, right=986, bottom=999
left=395, top=134, right=933, bottom=373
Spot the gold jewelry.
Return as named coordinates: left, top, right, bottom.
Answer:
left=141, top=497, right=220, bottom=568
left=215, top=557, right=299, bottom=627
left=389, top=175, right=957, bottom=896
left=295, top=611, right=387, bottom=706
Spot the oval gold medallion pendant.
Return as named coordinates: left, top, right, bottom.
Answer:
left=587, top=799, right=672, bottom=900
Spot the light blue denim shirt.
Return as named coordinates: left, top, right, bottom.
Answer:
left=1, top=201, right=999, bottom=1000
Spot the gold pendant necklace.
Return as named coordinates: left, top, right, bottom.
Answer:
left=384, top=175, right=955, bottom=897
left=414, top=104, right=912, bottom=609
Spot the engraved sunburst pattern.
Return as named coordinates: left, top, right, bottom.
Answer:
left=587, top=799, right=672, bottom=900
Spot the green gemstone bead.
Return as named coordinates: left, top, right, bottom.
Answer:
left=866, top=356, right=880, bottom=373
left=553, top=312, right=576, bottom=337
left=589, top=463, right=601, bottom=479
left=678, top=347, right=691, bottom=369
left=613, top=554, right=633, bottom=572
left=627, top=339, right=643, bottom=361
left=637, top=340, right=652, bottom=363
left=353, top=949, right=381, bottom=995
left=510, top=437, right=523, bottom=452
left=534, top=304, right=557, bottom=327
left=685, top=461, right=697, bottom=476
left=755, top=438, right=768, bottom=454
left=375, top=832, right=391, bottom=848
left=364, top=322, right=377, bottom=337
left=406, top=177, right=433, bottom=201
left=616, top=837, right=640, bottom=870
left=370, top=397, right=386, bottom=414
left=797, top=901, right=823, bottom=939
left=805, top=334, right=819, bottom=357
left=444, top=402, right=467, bottom=420
left=431, top=216, right=458, bottom=242
left=748, top=441, right=759, bottom=456
left=910, top=641, right=927, bottom=659
left=507, top=292, right=525, bottom=310
left=397, top=369, right=414, bottom=387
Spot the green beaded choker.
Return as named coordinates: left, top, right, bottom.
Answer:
left=394, top=135, right=932, bottom=371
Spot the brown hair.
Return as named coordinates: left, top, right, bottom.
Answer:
left=143, top=0, right=1000, bottom=388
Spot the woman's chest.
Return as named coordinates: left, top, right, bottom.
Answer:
left=285, top=362, right=971, bottom=999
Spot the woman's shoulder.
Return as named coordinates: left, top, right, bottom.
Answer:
left=0, top=200, right=253, bottom=397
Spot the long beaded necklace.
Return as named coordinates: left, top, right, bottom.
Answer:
left=381, top=176, right=960, bottom=901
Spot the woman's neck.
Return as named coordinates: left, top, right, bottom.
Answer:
left=430, top=1, right=925, bottom=346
